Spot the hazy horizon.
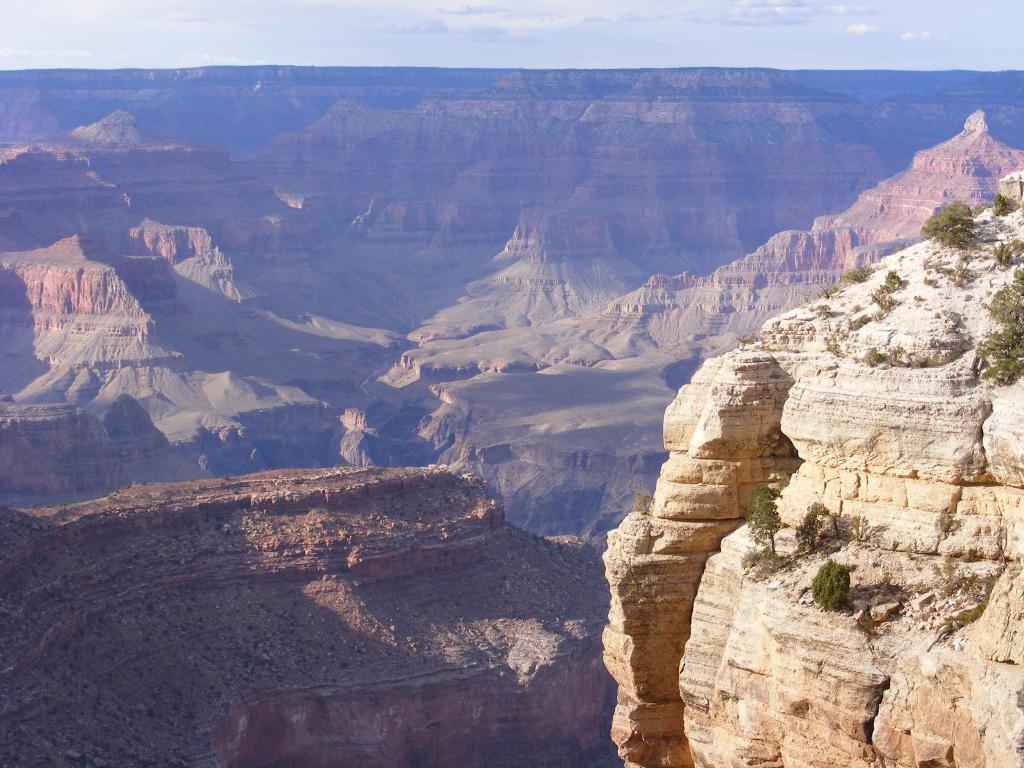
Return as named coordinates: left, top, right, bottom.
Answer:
left=1, top=1, right=1020, bottom=72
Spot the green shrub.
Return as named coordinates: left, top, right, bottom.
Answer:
left=813, top=304, right=832, bottom=319
left=870, top=270, right=905, bottom=315
left=841, top=266, right=872, bottom=284
left=863, top=348, right=886, bottom=367
left=748, top=485, right=782, bottom=555
left=980, top=268, right=1024, bottom=384
left=921, top=201, right=975, bottom=250
left=993, top=239, right=1024, bottom=268
left=994, top=193, right=1011, bottom=217
left=812, top=560, right=851, bottom=611
left=882, top=271, right=905, bottom=292
left=796, top=504, right=823, bottom=552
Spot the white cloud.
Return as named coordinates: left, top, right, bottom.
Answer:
left=900, top=30, right=932, bottom=40
left=845, top=22, right=877, bottom=34
left=695, top=0, right=873, bottom=27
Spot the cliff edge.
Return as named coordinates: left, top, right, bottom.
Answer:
left=604, top=175, right=1024, bottom=767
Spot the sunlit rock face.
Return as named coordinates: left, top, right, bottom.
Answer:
left=0, top=467, right=615, bottom=767
left=604, top=203, right=1024, bottom=766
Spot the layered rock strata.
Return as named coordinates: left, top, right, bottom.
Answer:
left=605, top=195, right=1024, bottom=766
left=0, top=467, right=614, bottom=767
left=0, top=395, right=193, bottom=503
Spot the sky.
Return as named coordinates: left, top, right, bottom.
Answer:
left=0, top=0, right=1019, bottom=71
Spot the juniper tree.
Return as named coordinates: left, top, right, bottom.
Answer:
left=748, top=484, right=782, bottom=555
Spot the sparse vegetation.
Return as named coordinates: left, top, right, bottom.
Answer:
left=748, top=484, right=782, bottom=556
left=746, top=548, right=787, bottom=580
left=921, top=201, right=975, bottom=250
left=813, top=303, right=833, bottom=319
left=993, top=239, right=1024, bottom=268
left=632, top=492, right=652, bottom=514
left=863, top=348, right=886, bottom=367
left=850, top=315, right=871, bottom=331
left=796, top=504, right=823, bottom=552
left=842, top=266, right=872, bottom=284
left=871, top=270, right=905, bottom=315
left=825, top=336, right=842, bottom=356
left=861, top=344, right=910, bottom=368
left=818, top=283, right=840, bottom=299
left=847, top=515, right=870, bottom=543
left=738, top=334, right=758, bottom=347
left=980, top=268, right=1024, bottom=385
left=938, top=507, right=957, bottom=535
left=949, top=259, right=973, bottom=287
left=993, top=193, right=1012, bottom=217
left=923, top=277, right=939, bottom=288
left=812, top=560, right=851, bottom=611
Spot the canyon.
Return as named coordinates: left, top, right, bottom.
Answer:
left=604, top=181, right=1024, bottom=766
left=2, top=67, right=1024, bottom=538
left=0, top=467, right=614, bottom=767
left=2, top=66, right=1024, bottom=767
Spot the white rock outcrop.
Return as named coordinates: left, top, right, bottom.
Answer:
left=605, top=197, right=1024, bottom=766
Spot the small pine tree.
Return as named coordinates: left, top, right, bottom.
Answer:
left=748, top=485, right=782, bottom=555
left=812, top=560, right=851, bottom=611
left=980, top=268, right=1024, bottom=384
left=994, top=193, right=1011, bottom=217
left=921, top=201, right=975, bottom=250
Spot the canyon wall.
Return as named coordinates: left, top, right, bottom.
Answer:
left=0, top=467, right=614, bottom=767
left=4, top=69, right=1024, bottom=540
left=605, top=189, right=1024, bottom=766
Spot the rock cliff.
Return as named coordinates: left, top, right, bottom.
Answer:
left=604, top=183, right=1024, bottom=766
left=0, top=467, right=614, bottom=767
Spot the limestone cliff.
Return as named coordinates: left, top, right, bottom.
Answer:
left=605, top=178, right=1024, bottom=766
